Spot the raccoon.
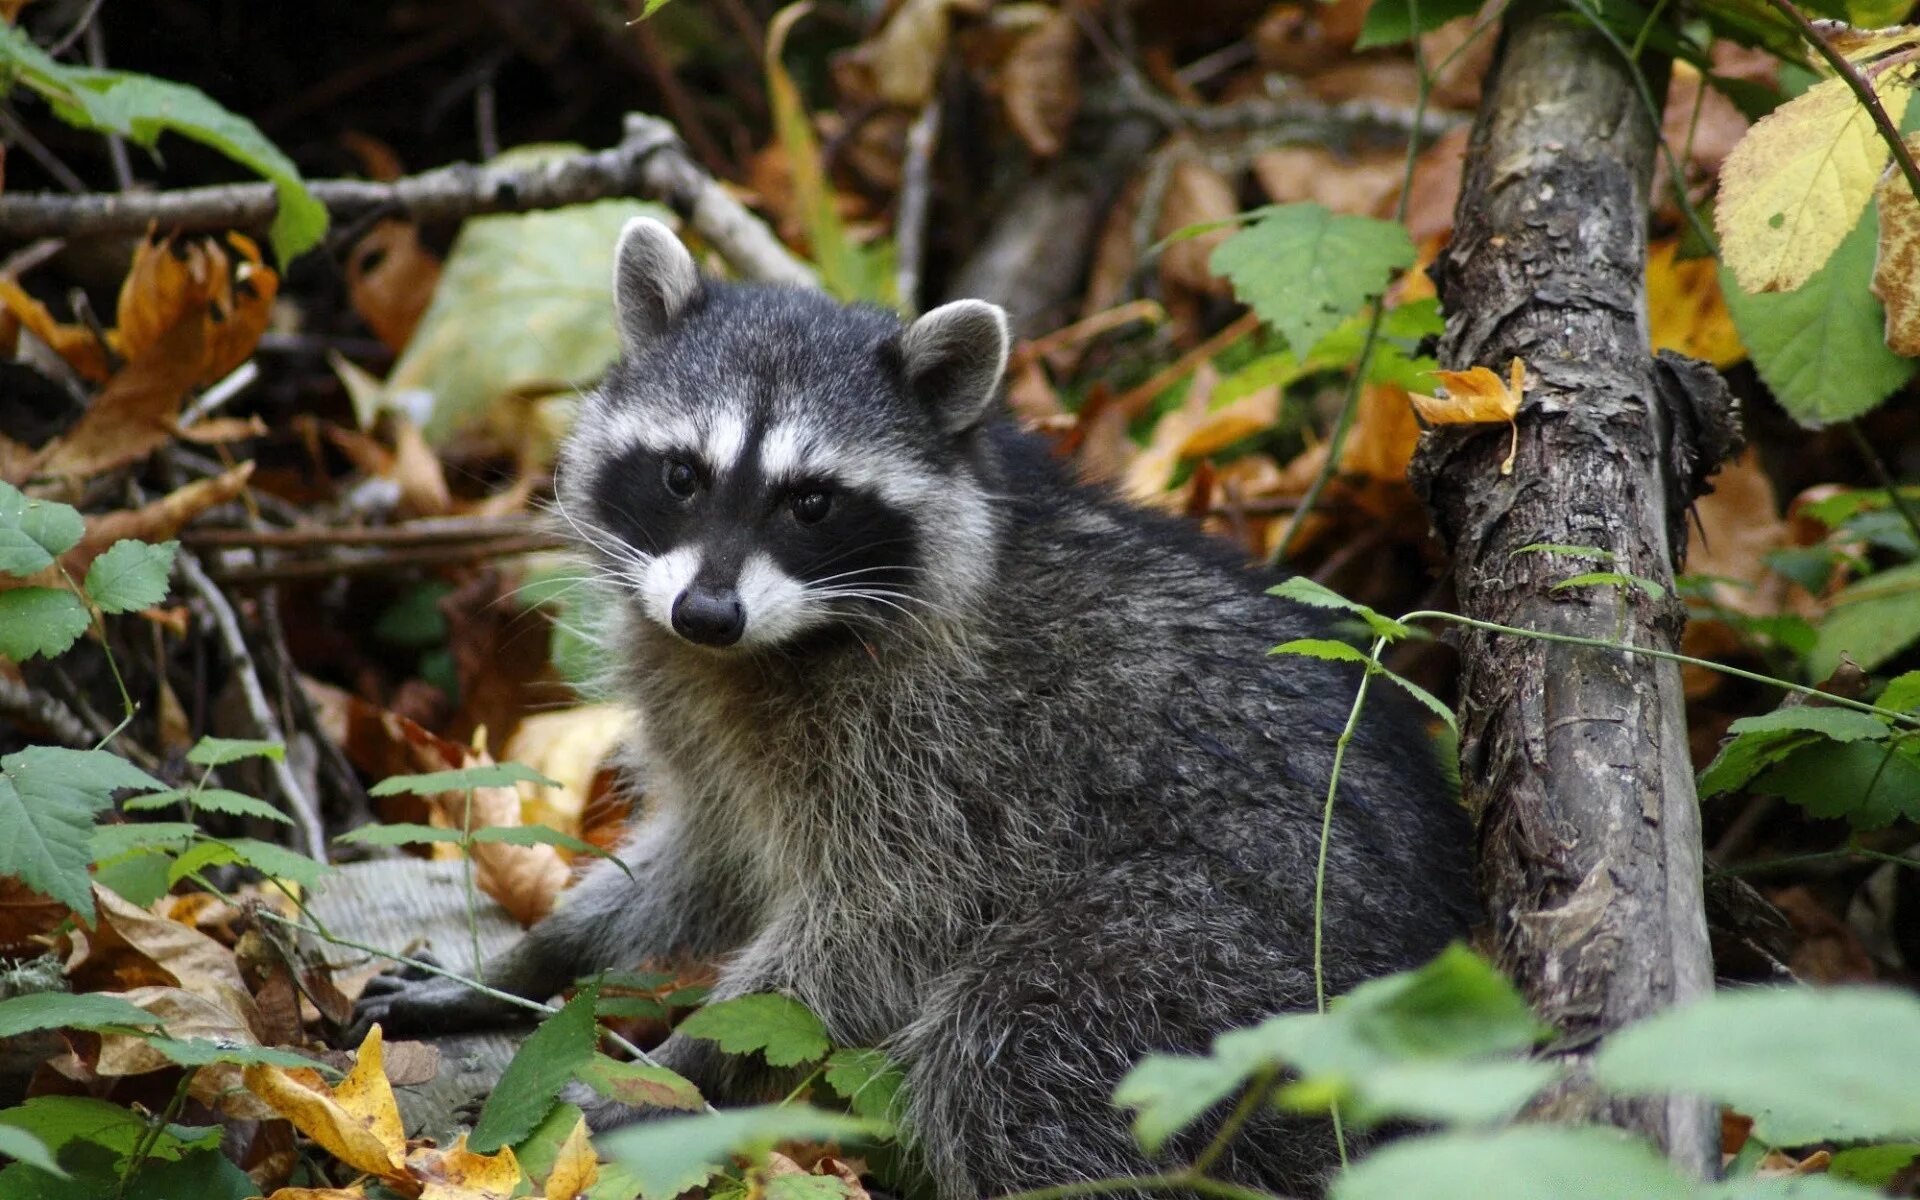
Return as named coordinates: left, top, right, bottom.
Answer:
left=356, top=217, right=1475, bottom=1196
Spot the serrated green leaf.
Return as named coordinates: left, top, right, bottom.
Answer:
left=764, top=1175, right=856, bottom=1200
left=1211, top=203, right=1414, bottom=359
left=823, top=1048, right=906, bottom=1122
left=183, top=788, right=292, bottom=824
left=166, top=839, right=242, bottom=885
left=470, top=823, right=617, bottom=861
left=0, top=992, right=160, bottom=1038
left=82, top=540, right=177, bottom=614
left=335, top=822, right=468, bottom=847
left=471, top=986, right=599, bottom=1152
left=0, top=1126, right=65, bottom=1178
left=1550, top=571, right=1667, bottom=600
left=0, top=747, right=163, bottom=922
left=1723, top=203, right=1916, bottom=427
left=1114, top=1050, right=1257, bottom=1154
left=1726, top=707, right=1891, bottom=741
left=1381, top=668, right=1457, bottom=733
left=142, top=1036, right=327, bottom=1071
left=1511, top=542, right=1618, bottom=561
left=1881, top=671, right=1920, bottom=714
left=677, top=993, right=831, bottom=1068
left=0, top=588, right=90, bottom=661
left=1356, top=0, right=1484, bottom=47
left=1270, top=637, right=1372, bottom=664
left=369, top=762, right=562, bottom=795
left=91, top=821, right=199, bottom=863
left=599, top=1107, right=887, bottom=1200
left=0, top=1094, right=220, bottom=1166
left=1828, top=1143, right=1920, bottom=1186
left=1332, top=1126, right=1692, bottom=1200
left=1750, top=739, right=1920, bottom=828
left=1594, top=986, right=1920, bottom=1145
left=0, top=481, right=84, bottom=576
left=218, top=837, right=332, bottom=888
left=185, top=737, right=285, bottom=767
left=1809, top=562, right=1920, bottom=677
left=576, top=1052, right=707, bottom=1113
left=1698, top=727, right=1821, bottom=798
left=1705, top=1177, right=1885, bottom=1199
left=1270, top=575, right=1373, bottom=615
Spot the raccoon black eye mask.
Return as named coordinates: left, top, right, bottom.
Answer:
left=358, top=215, right=1475, bottom=1200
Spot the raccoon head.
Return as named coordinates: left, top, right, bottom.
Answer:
left=557, top=217, right=1010, bottom=653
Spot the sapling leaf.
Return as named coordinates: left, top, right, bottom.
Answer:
left=82, top=539, right=177, bottom=614
left=0, top=481, right=84, bottom=576
left=369, top=762, right=562, bottom=795
left=470, top=986, right=600, bottom=1153
left=1, top=747, right=165, bottom=921
left=0, top=588, right=90, bottom=661
left=677, top=993, right=831, bottom=1067
left=185, top=737, right=285, bottom=767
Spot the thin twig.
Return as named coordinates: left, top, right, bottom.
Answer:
left=1844, top=421, right=1920, bottom=550
left=195, top=533, right=567, bottom=586
left=1764, top=0, right=1920, bottom=207
left=181, top=516, right=559, bottom=549
left=0, top=675, right=95, bottom=747
left=82, top=20, right=133, bottom=191
left=179, top=361, right=260, bottom=427
left=894, top=97, right=942, bottom=314
left=177, top=549, right=327, bottom=857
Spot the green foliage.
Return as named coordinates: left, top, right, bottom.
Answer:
left=0, top=26, right=324, bottom=262
left=82, top=540, right=177, bottom=614
left=126, top=786, right=291, bottom=825
left=576, top=1052, right=707, bottom=1112
left=0, top=1126, right=64, bottom=1178
left=368, top=761, right=562, bottom=795
left=185, top=736, right=285, bottom=767
left=1356, top=0, right=1484, bottom=48
left=1333, top=1125, right=1696, bottom=1200
left=1809, top=562, right=1920, bottom=677
left=598, top=1106, right=888, bottom=1200
left=0, top=482, right=84, bottom=574
left=470, top=986, right=600, bottom=1152
left=0, top=992, right=159, bottom=1038
left=0, top=1096, right=220, bottom=1188
left=1211, top=203, right=1416, bottom=360
left=0, top=588, right=91, bottom=660
left=0, top=747, right=165, bottom=920
left=140, top=1036, right=326, bottom=1071
left=823, top=1048, right=906, bottom=1122
left=1698, top=695, right=1920, bottom=828
left=1593, top=987, right=1920, bottom=1145
left=1721, top=204, right=1916, bottom=428
left=1550, top=570, right=1667, bottom=601
left=677, top=993, right=832, bottom=1067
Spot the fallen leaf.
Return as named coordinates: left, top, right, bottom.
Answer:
left=408, top=1134, right=522, bottom=1200
left=1157, top=154, right=1240, bottom=297
left=1873, top=137, right=1920, bottom=354
left=0, top=276, right=111, bottom=381
left=832, top=0, right=989, bottom=107
left=501, top=705, right=635, bottom=843
left=1409, top=357, right=1526, bottom=474
left=349, top=221, right=443, bottom=354
left=67, top=885, right=253, bottom=1009
left=34, top=316, right=206, bottom=481
left=1648, top=238, right=1746, bottom=368
left=1252, top=144, right=1405, bottom=219
left=543, top=1117, right=600, bottom=1200
left=999, top=9, right=1079, bottom=157
left=243, top=1024, right=411, bottom=1188
left=258, top=1190, right=368, bottom=1199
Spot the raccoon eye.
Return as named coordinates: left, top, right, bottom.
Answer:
left=790, top=490, right=832, bottom=525
left=662, top=459, right=699, bottom=499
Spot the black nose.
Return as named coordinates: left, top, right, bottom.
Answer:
left=671, top=586, right=745, bottom=646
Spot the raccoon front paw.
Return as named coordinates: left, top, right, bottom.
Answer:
left=563, top=1080, right=671, bottom=1133
left=349, top=967, right=536, bottom=1042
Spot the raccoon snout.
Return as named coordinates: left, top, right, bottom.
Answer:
left=671, top=585, right=746, bottom=646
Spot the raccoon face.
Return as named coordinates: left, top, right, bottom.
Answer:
left=557, top=217, right=1009, bottom=652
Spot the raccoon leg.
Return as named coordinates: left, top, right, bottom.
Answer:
left=352, top=808, right=752, bottom=1039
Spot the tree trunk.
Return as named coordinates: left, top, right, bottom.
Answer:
left=1409, top=0, right=1733, bottom=1173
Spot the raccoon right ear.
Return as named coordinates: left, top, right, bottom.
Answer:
left=901, top=299, right=1010, bottom=436
left=614, top=216, right=699, bottom=356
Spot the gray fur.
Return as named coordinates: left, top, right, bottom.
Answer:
left=358, top=248, right=1475, bottom=1198
left=614, top=216, right=700, bottom=358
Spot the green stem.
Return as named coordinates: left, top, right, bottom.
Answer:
left=1759, top=0, right=1920, bottom=208
left=113, top=1069, right=196, bottom=1200
left=1396, top=610, right=1920, bottom=728
left=1714, top=846, right=1920, bottom=877
left=993, top=1171, right=1290, bottom=1200
left=462, top=786, right=484, bottom=987
left=1843, top=422, right=1920, bottom=553
left=59, top=562, right=135, bottom=720
left=780, top=1063, right=827, bottom=1106
left=1188, top=1067, right=1278, bottom=1175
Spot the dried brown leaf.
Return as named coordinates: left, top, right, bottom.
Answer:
left=349, top=221, right=442, bottom=354
left=1873, top=137, right=1920, bottom=354
left=999, top=10, right=1079, bottom=157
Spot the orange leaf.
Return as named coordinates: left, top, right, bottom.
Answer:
left=1409, top=358, right=1527, bottom=475
left=1647, top=238, right=1745, bottom=368
left=0, top=276, right=112, bottom=381
left=408, top=1134, right=523, bottom=1200
left=243, top=1025, right=412, bottom=1190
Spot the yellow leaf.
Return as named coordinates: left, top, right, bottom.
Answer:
left=543, top=1118, right=601, bottom=1200
left=1409, top=359, right=1525, bottom=475
left=258, top=1190, right=368, bottom=1199
left=1718, top=75, right=1910, bottom=294
left=242, top=1025, right=410, bottom=1186
left=1647, top=239, right=1747, bottom=367
left=1825, top=23, right=1920, bottom=64
left=1873, top=136, right=1920, bottom=354
left=409, top=1135, right=523, bottom=1200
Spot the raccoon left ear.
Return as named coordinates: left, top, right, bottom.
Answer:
left=901, top=300, right=1010, bottom=435
left=614, top=216, right=699, bottom=357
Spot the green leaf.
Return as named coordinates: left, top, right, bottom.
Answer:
left=1723, top=202, right=1916, bottom=427
left=1512, top=542, right=1618, bottom=562
left=0, top=747, right=163, bottom=921
left=0, top=992, right=159, bottom=1038
left=1594, top=986, right=1920, bottom=1144
left=1828, top=1143, right=1920, bottom=1186
left=166, top=840, right=244, bottom=885
left=126, top=787, right=288, bottom=821
left=1704, top=1177, right=1885, bottom=1200
left=677, top=993, right=831, bottom=1068
left=0, top=481, right=84, bottom=576
left=1879, top=671, right=1920, bottom=715
left=335, top=822, right=468, bottom=847
left=575, top=1052, right=707, bottom=1113
left=1271, top=637, right=1373, bottom=664
left=369, top=762, right=562, bottom=795
left=141, top=1037, right=327, bottom=1071
left=1809, top=563, right=1920, bottom=676
left=185, top=737, right=285, bottom=767
left=0, top=588, right=90, bottom=661
left=764, top=1175, right=856, bottom=1200
left=1114, top=1051, right=1259, bottom=1155
left=470, top=986, right=599, bottom=1153
left=1332, top=1126, right=1693, bottom=1200
left=0, top=1127, right=65, bottom=1178
left=1211, top=203, right=1415, bottom=359
left=1698, top=727, right=1821, bottom=798
left=91, top=821, right=199, bottom=862
left=1550, top=571, right=1667, bottom=600
left=1749, top=739, right=1920, bottom=828
left=506, top=1101, right=586, bottom=1184
left=599, top=1106, right=887, bottom=1200
left=1270, top=576, right=1411, bottom=640
left=1356, top=0, right=1484, bottom=47
left=0, top=1095, right=219, bottom=1166
left=470, top=823, right=618, bottom=861
left=218, top=837, right=332, bottom=889
left=1380, top=668, right=1457, bottom=733
left=82, top=540, right=177, bottom=614
left=1726, top=707, right=1892, bottom=741
left=823, top=1048, right=906, bottom=1122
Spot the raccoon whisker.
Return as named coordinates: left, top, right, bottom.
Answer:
left=804, top=563, right=934, bottom=589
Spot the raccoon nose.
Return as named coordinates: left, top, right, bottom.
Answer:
left=671, top=586, right=745, bottom=646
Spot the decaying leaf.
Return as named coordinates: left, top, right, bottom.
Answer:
left=1873, top=137, right=1920, bottom=355
left=1157, top=155, right=1240, bottom=298
left=348, top=220, right=443, bottom=353
left=1647, top=239, right=1745, bottom=368
left=0, top=276, right=113, bottom=381
left=998, top=8, right=1079, bottom=157
left=407, top=1134, right=523, bottom=1200
left=67, top=884, right=254, bottom=1006
left=833, top=0, right=990, bottom=108
left=1718, top=74, right=1909, bottom=294
left=543, top=1117, right=601, bottom=1200
left=1409, top=358, right=1526, bottom=474
left=243, top=1024, right=411, bottom=1186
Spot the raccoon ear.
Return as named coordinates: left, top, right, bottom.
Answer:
left=900, top=300, right=1010, bottom=435
left=614, top=216, right=699, bottom=356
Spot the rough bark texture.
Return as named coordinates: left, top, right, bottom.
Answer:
left=1409, top=0, right=1732, bottom=1173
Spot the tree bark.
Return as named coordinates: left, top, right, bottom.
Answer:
left=1409, top=0, right=1734, bottom=1173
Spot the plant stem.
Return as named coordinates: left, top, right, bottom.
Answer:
left=1760, top=0, right=1920, bottom=208
left=113, top=1069, right=196, bottom=1200
left=1844, top=421, right=1920, bottom=551
left=994, top=1171, right=1291, bottom=1200
left=1188, top=1067, right=1278, bottom=1175
left=462, top=786, right=484, bottom=987
left=59, top=562, right=135, bottom=719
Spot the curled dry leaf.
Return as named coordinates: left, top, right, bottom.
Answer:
left=349, top=220, right=443, bottom=354
left=999, top=8, right=1080, bottom=157
left=501, top=704, right=635, bottom=843
left=1409, top=357, right=1526, bottom=474
left=407, top=1134, right=522, bottom=1200
left=0, top=276, right=113, bottom=381
left=543, top=1117, right=601, bottom=1200
left=92, top=983, right=280, bottom=1120
left=834, top=0, right=990, bottom=108
left=116, top=232, right=279, bottom=385
left=67, top=885, right=252, bottom=1005
left=260, top=1191, right=368, bottom=1199
left=244, top=1024, right=411, bottom=1188
left=1157, top=155, right=1240, bottom=298
left=1873, top=136, right=1920, bottom=355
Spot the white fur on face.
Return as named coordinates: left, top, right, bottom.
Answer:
left=641, top=546, right=701, bottom=631
left=736, top=552, right=813, bottom=647
left=705, top=411, right=748, bottom=478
